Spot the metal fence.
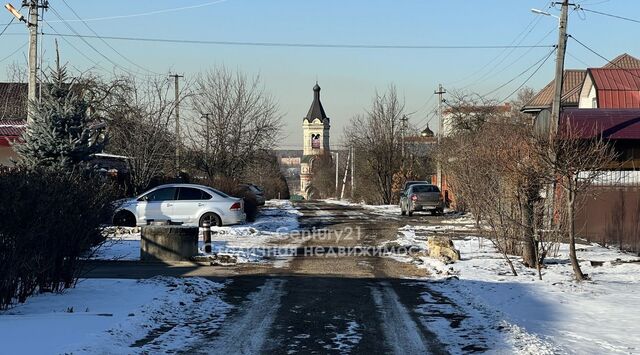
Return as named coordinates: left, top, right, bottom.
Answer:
left=579, top=170, right=640, bottom=187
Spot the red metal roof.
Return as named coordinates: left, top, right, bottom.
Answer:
left=560, top=109, right=640, bottom=140
left=0, top=119, right=26, bottom=147
left=589, top=69, right=640, bottom=108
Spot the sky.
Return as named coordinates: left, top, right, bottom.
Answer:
left=1, top=0, right=639, bottom=149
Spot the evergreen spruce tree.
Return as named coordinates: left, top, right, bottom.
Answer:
left=16, top=60, right=106, bottom=171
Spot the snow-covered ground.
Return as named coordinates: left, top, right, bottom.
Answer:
left=323, top=198, right=402, bottom=216
left=94, top=200, right=302, bottom=264
left=0, top=277, right=232, bottom=354
left=394, top=221, right=640, bottom=354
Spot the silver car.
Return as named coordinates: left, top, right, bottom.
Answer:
left=113, top=183, right=246, bottom=227
left=400, top=184, right=444, bottom=216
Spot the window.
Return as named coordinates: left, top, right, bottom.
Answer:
left=311, top=134, right=321, bottom=149
left=204, top=187, right=230, bottom=198
left=412, top=185, right=440, bottom=193
left=142, top=187, right=177, bottom=202
left=177, top=187, right=212, bottom=200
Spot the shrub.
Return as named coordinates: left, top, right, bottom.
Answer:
left=0, top=168, right=117, bottom=309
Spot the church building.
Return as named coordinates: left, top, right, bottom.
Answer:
left=300, top=83, right=331, bottom=199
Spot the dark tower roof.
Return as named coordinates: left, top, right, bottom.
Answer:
left=421, top=124, right=434, bottom=137
left=304, top=83, right=328, bottom=123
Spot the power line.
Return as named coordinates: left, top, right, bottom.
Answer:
left=444, top=15, right=543, bottom=86
left=460, top=25, right=556, bottom=90
left=0, top=17, right=15, bottom=38
left=38, top=33, right=555, bottom=50
left=481, top=47, right=557, bottom=99
left=42, top=19, right=107, bottom=71
left=46, top=6, right=156, bottom=78
left=580, top=7, right=640, bottom=24
left=500, top=47, right=556, bottom=102
left=45, top=0, right=231, bottom=23
left=569, top=34, right=640, bottom=81
left=58, top=0, right=161, bottom=76
left=0, top=41, right=27, bottom=63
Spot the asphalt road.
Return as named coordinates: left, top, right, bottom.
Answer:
left=83, top=201, right=468, bottom=354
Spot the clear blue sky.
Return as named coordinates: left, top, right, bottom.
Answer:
left=1, top=0, right=639, bottom=148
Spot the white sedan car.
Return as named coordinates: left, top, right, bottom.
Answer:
left=113, top=184, right=246, bottom=227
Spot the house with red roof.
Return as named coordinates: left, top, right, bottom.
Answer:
left=524, top=55, right=640, bottom=250
left=0, top=119, right=25, bottom=166
left=578, top=68, right=640, bottom=109
left=522, top=53, right=640, bottom=114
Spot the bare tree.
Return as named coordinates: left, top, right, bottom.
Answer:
left=536, top=122, right=618, bottom=281
left=187, top=67, right=282, bottom=181
left=344, top=85, right=404, bottom=204
left=5, top=60, right=27, bottom=83
left=105, top=76, right=178, bottom=194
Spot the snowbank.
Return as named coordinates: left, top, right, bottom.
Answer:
left=396, top=223, right=640, bottom=354
left=0, top=277, right=231, bottom=354
left=94, top=199, right=302, bottom=264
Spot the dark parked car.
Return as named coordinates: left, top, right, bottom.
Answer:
left=237, top=183, right=266, bottom=206
left=400, top=184, right=444, bottom=216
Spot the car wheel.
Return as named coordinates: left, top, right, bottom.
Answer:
left=113, top=210, right=136, bottom=227
left=408, top=209, right=413, bottom=217
left=199, top=212, right=222, bottom=227
left=400, top=203, right=406, bottom=216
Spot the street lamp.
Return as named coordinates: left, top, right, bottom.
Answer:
left=531, top=8, right=560, bottom=19
left=4, top=3, right=26, bottom=23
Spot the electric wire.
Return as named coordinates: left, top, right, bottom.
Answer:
left=499, top=47, right=556, bottom=102
left=58, top=0, right=161, bottom=76
left=569, top=35, right=640, bottom=81
left=0, top=41, right=27, bottom=63
left=37, top=32, right=555, bottom=50
left=46, top=6, right=155, bottom=78
left=444, top=15, right=542, bottom=86
left=580, top=7, right=640, bottom=24
left=481, top=47, right=557, bottom=99
left=0, top=17, right=15, bottom=38
left=45, top=0, right=230, bottom=23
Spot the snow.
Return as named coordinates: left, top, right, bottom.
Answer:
left=323, top=198, right=401, bottom=216
left=0, top=277, right=232, bottom=354
left=94, top=199, right=302, bottom=264
left=393, top=220, right=640, bottom=354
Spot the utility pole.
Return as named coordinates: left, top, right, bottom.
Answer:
left=350, top=146, right=355, bottom=198
left=400, top=115, right=409, bottom=162
left=169, top=73, right=184, bottom=175
left=27, top=1, right=39, bottom=124
left=435, top=84, right=447, bottom=189
left=202, top=113, right=212, bottom=156
left=334, top=151, right=339, bottom=198
left=550, top=0, right=570, bottom=137
left=545, top=0, right=571, bottom=233
left=5, top=1, right=46, bottom=124
left=340, top=148, right=351, bottom=200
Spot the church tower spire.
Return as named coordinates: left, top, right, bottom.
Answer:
left=300, top=83, right=331, bottom=198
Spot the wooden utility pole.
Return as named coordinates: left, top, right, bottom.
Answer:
left=170, top=73, right=184, bottom=174
left=435, top=84, right=446, bottom=189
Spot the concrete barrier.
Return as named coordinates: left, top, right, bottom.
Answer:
left=140, top=226, right=199, bottom=262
